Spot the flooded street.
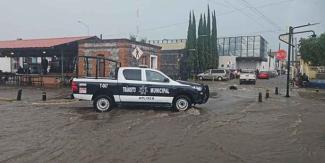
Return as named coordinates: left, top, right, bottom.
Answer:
left=1, top=77, right=325, bottom=163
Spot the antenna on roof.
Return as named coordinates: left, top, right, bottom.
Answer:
left=136, top=0, right=140, bottom=37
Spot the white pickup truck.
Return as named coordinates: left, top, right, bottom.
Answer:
left=239, top=69, right=256, bottom=85
left=72, top=67, right=209, bottom=112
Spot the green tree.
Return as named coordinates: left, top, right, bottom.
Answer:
left=211, top=10, right=218, bottom=68
left=185, top=5, right=219, bottom=74
left=300, top=33, right=325, bottom=66
left=129, top=34, right=137, bottom=41
left=186, top=11, right=197, bottom=76
left=197, top=14, right=204, bottom=72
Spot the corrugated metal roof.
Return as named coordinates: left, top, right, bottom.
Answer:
left=0, top=36, right=95, bottom=49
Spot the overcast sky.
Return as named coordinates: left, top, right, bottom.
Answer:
left=0, top=0, right=324, bottom=50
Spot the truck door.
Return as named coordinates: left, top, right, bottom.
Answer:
left=143, top=70, right=174, bottom=104
left=119, top=69, right=144, bottom=103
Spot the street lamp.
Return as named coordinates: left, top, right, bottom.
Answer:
left=78, top=20, right=90, bottom=36
left=279, top=22, right=319, bottom=97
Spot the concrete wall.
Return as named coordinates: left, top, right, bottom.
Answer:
left=0, top=57, right=11, bottom=72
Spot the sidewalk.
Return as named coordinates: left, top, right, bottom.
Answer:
left=0, top=87, right=71, bottom=102
left=298, top=88, right=325, bottom=100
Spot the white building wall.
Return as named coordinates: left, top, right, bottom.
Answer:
left=259, top=56, right=276, bottom=71
left=0, top=57, right=11, bottom=72
left=219, top=56, right=237, bottom=69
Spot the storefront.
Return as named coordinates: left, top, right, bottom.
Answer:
left=0, top=36, right=161, bottom=87
left=0, top=36, right=97, bottom=86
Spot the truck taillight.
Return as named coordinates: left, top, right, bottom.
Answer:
left=71, top=81, right=78, bottom=93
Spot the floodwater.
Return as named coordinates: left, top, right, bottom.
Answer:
left=0, top=77, right=325, bottom=163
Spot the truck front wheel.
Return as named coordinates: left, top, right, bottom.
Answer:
left=93, top=95, right=114, bottom=112
left=173, top=95, right=192, bottom=111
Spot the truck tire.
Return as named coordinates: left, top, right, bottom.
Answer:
left=173, top=95, right=192, bottom=111
left=199, top=76, right=203, bottom=80
left=93, top=95, right=114, bottom=112
left=217, top=76, right=223, bottom=81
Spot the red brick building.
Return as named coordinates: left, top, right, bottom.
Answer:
left=78, top=39, right=161, bottom=77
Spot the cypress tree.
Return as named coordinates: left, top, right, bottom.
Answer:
left=203, top=14, right=208, bottom=70
left=207, top=5, right=212, bottom=68
left=211, top=10, right=218, bottom=68
left=197, top=14, right=203, bottom=72
left=186, top=6, right=218, bottom=75
left=186, top=12, right=192, bottom=49
left=185, top=11, right=193, bottom=77
left=192, top=11, right=197, bottom=73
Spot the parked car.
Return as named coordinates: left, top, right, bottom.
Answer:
left=239, top=69, right=256, bottom=85
left=258, top=71, right=270, bottom=79
left=197, top=69, right=230, bottom=81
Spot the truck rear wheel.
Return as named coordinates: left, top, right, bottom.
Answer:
left=173, top=95, right=192, bottom=111
left=93, top=95, right=114, bottom=112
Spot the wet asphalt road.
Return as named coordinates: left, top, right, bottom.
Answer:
left=0, top=76, right=325, bottom=163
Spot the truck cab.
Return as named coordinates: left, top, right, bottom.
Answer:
left=72, top=67, right=209, bottom=112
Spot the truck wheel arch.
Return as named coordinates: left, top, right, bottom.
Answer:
left=92, top=90, right=115, bottom=103
left=174, top=92, right=193, bottom=104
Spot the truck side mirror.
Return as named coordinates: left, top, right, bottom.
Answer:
left=164, top=78, right=170, bottom=82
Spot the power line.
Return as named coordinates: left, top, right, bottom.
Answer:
left=239, top=0, right=282, bottom=30
left=222, top=0, right=267, bottom=28
left=103, top=0, right=295, bottom=38
left=228, top=29, right=285, bottom=37
left=216, top=0, right=294, bottom=16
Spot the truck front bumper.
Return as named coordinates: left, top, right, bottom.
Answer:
left=194, top=85, right=209, bottom=104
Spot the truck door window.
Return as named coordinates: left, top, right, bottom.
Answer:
left=146, top=70, right=166, bottom=82
left=123, top=69, right=142, bottom=81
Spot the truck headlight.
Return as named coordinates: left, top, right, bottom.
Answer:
left=192, top=85, right=203, bottom=91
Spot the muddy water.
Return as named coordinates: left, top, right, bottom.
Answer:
left=0, top=78, right=325, bottom=163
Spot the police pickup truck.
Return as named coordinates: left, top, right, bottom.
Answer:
left=72, top=67, right=209, bottom=112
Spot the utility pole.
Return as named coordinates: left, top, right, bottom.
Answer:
left=285, top=26, right=293, bottom=97
left=279, top=23, right=319, bottom=97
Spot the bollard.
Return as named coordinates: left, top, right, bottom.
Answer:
left=42, top=91, right=46, bottom=101
left=17, top=89, right=22, bottom=101
left=275, top=87, right=279, bottom=95
left=266, top=89, right=270, bottom=99
left=258, top=92, right=263, bottom=102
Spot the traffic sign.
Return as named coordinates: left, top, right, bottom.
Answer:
left=132, top=47, right=143, bottom=60
left=276, top=49, right=287, bottom=60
